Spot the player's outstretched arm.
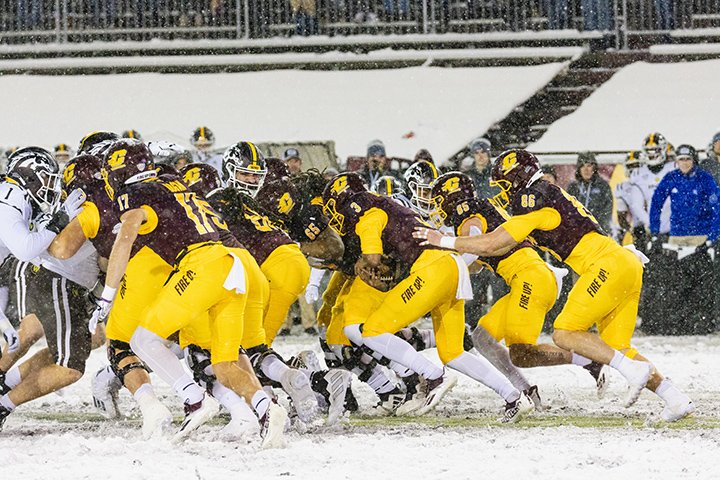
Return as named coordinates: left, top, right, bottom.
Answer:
left=47, top=218, right=87, bottom=260
left=413, top=225, right=518, bottom=257
left=106, top=208, right=146, bottom=289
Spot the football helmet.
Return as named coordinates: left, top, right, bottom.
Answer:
left=62, top=154, right=104, bottom=194
left=404, top=160, right=439, bottom=215
left=191, top=126, right=215, bottom=149
left=54, top=143, right=72, bottom=164
left=221, top=141, right=267, bottom=198
left=265, top=157, right=290, bottom=183
left=428, top=171, right=477, bottom=228
left=490, top=149, right=542, bottom=208
left=180, top=163, right=222, bottom=197
left=6, top=146, right=62, bottom=213
left=372, top=175, right=404, bottom=197
left=322, top=172, right=366, bottom=236
left=78, top=131, right=120, bottom=156
left=102, top=139, right=156, bottom=199
left=643, top=132, right=668, bottom=166
left=625, top=150, right=646, bottom=170
left=147, top=141, right=193, bottom=167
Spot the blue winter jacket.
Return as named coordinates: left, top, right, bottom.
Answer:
left=649, top=165, right=720, bottom=241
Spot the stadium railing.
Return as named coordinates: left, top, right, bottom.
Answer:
left=1, top=0, right=719, bottom=47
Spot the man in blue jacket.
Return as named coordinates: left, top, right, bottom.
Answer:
left=649, top=144, right=719, bottom=334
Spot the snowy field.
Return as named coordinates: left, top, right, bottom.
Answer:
left=1, top=333, right=718, bottom=480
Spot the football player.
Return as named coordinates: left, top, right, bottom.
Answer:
left=427, top=171, right=607, bottom=402
left=404, top=159, right=439, bottom=218
left=414, top=149, right=694, bottom=422
left=47, top=153, right=174, bottom=438
left=190, top=126, right=222, bottom=172
left=324, top=172, right=534, bottom=422
left=0, top=147, right=92, bottom=430
left=89, top=139, right=288, bottom=446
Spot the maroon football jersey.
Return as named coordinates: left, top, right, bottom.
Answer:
left=446, top=197, right=532, bottom=273
left=257, top=178, right=329, bottom=243
left=117, top=177, right=225, bottom=265
left=208, top=188, right=293, bottom=266
left=340, top=191, right=435, bottom=267
left=509, top=181, right=604, bottom=260
left=86, top=187, right=120, bottom=259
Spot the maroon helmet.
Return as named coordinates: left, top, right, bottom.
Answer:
left=265, top=157, right=290, bottom=183
left=490, top=149, right=541, bottom=208
left=102, top=139, right=156, bottom=199
left=428, top=171, right=476, bottom=227
left=257, top=177, right=301, bottom=219
left=180, top=163, right=222, bottom=197
left=321, top=172, right=366, bottom=235
left=62, top=154, right=103, bottom=195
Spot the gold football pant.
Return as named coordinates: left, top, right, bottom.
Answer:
left=362, top=250, right=466, bottom=364
left=106, top=246, right=172, bottom=344
left=479, top=263, right=556, bottom=346
left=325, top=274, right=355, bottom=347
left=317, top=270, right=349, bottom=329
left=179, top=248, right=269, bottom=352
left=140, top=244, right=249, bottom=364
left=260, top=244, right=310, bottom=344
left=554, top=246, right=643, bottom=355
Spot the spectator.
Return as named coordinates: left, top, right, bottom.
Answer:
left=540, top=164, right=558, bottom=185
left=383, top=0, right=409, bottom=20
left=700, top=131, right=720, bottom=184
left=566, top=152, right=613, bottom=232
left=464, top=137, right=500, bottom=200
left=545, top=0, right=570, bottom=29
left=648, top=144, right=719, bottom=334
left=16, top=0, right=44, bottom=30
left=414, top=148, right=434, bottom=164
left=53, top=144, right=72, bottom=167
left=291, top=0, right=317, bottom=35
left=655, top=0, right=675, bottom=31
left=615, top=150, right=649, bottom=248
left=283, top=147, right=304, bottom=175
left=358, top=139, right=400, bottom=187
left=581, top=0, right=612, bottom=30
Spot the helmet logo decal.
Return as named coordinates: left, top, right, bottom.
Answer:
left=441, top=177, right=460, bottom=194
left=331, top=176, right=349, bottom=195
left=108, top=149, right=127, bottom=171
left=501, top=152, right=518, bottom=174
left=278, top=192, right=295, bottom=214
left=63, top=163, right=76, bottom=186
left=183, top=167, right=201, bottom=186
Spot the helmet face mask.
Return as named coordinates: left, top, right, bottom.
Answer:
left=490, top=150, right=541, bottom=209
left=429, top=172, right=476, bottom=228
left=222, top=142, right=267, bottom=198
left=404, top=160, right=439, bottom=216
left=321, top=173, right=366, bottom=236
left=7, top=147, right=62, bottom=213
left=643, top=133, right=668, bottom=166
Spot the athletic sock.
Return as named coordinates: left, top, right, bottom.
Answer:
left=362, top=333, right=444, bottom=380
left=447, top=351, right=520, bottom=403
left=0, top=394, right=16, bottom=411
left=609, top=351, right=650, bottom=385
left=212, top=382, right=257, bottom=422
left=366, top=365, right=397, bottom=394
left=251, top=390, right=270, bottom=420
left=571, top=353, right=592, bottom=367
left=4, top=366, right=21, bottom=389
left=472, top=326, right=531, bottom=391
left=655, top=379, right=686, bottom=405
left=260, top=355, right=290, bottom=383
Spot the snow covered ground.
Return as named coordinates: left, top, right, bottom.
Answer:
left=1, top=333, right=717, bottom=480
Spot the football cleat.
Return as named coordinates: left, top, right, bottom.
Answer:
left=91, top=366, right=123, bottom=420
left=0, top=404, right=10, bottom=431
left=624, top=362, right=652, bottom=408
left=374, top=386, right=406, bottom=415
left=661, top=396, right=695, bottom=422
left=279, top=369, right=319, bottom=424
left=140, top=400, right=173, bottom=440
left=524, top=385, right=548, bottom=412
left=260, top=401, right=289, bottom=449
left=221, top=417, right=261, bottom=441
left=173, top=394, right=220, bottom=443
left=583, top=361, right=609, bottom=399
left=0, top=373, right=11, bottom=396
left=290, top=350, right=323, bottom=373
left=414, top=371, right=458, bottom=416
left=395, top=376, right=427, bottom=416
left=500, top=391, right=534, bottom=424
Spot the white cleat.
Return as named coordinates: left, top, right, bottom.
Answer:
left=524, top=385, right=549, bottom=412
left=395, top=377, right=427, bottom=416
left=324, top=369, right=353, bottom=425
left=280, top=369, right=319, bottom=424
left=296, top=350, right=323, bottom=372
left=141, top=401, right=173, bottom=440
left=583, top=361, right=610, bottom=399
left=501, top=391, right=535, bottom=424
left=661, top=396, right=696, bottom=422
left=173, top=394, right=220, bottom=443
left=260, top=402, right=289, bottom=450
left=624, top=362, right=652, bottom=408
left=221, top=417, right=261, bottom=441
left=91, top=366, right=123, bottom=420
left=414, top=372, right=457, bottom=417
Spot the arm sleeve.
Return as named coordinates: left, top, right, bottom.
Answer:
left=355, top=208, right=388, bottom=255
left=649, top=176, right=671, bottom=235
left=0, top=206, right=56, bottom=262
left=308, top=267, right=325, bottom=287
left=501, top=208, right=562, bottom=243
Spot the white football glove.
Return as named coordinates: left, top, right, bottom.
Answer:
left=88, top=298, right=112, bottom=335
left=0, top=316, right=19, bottom=353
left=62, top=188, right=87, bottom=219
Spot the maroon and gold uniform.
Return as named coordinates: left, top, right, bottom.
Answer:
left=208, top=187, right=309, bottom=345
left=445, top=196, right=556, bottom=346
left=258, top=178, right=329, bottom=244
left=502, top=180, right=642, bottom=354
left=334, top=191, right=467, bottom=364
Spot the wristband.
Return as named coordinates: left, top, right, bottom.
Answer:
left=439, top=236, right=456, bottom=250
left=101, top=285, right=117, bottom=302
